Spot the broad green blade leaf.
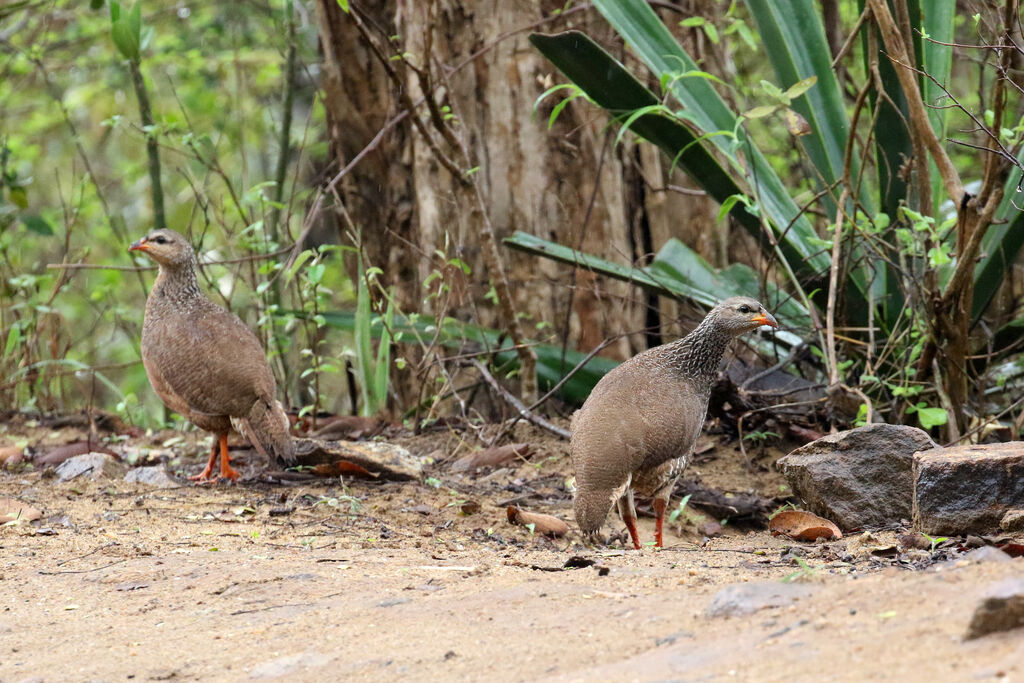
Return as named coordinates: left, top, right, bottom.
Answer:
left=921, top=0, right=955, bottom=139
left=590, top=0, right=831, bottom=282
left=504, top=231, right=809, bottom=347
left=354, top=259, right=375, bottom=416
left=530, top=31, right=821, bottom=280
left=859, top=0, right=938, bottom=328
left=745, top=0, right=870, bottom=216
left=972, top=168, right=1024, bottom=322
left=503, top=229, right=687, bottom=298
left=921, top=0, right=956, bottom=216
left=373, top=291, right=395, bottom=405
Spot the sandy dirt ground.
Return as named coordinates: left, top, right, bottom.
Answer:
left=1, top=416, right=1022, bottom=682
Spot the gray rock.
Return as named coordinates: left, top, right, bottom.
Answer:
left=777, top=424, right=937, bottom=530
left=1000, top=508, right=1024, bottom=532
left=913, top=443, right=1024, bottom=535
left=704, top=581, right=815, bottom=618
left=962, top=546, right=1013, bottom=564
left=55, top=453, right=126, bottom=483
left=965, top=578, right=1024, bottom=640
left=124, top=465, right=181, bottom=488
left=936, top=546, right=1013, bottom=570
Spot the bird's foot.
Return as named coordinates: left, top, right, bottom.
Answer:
left=189, top=465, right=217, bottom=483
left=219, top=463, right=241, bottom=481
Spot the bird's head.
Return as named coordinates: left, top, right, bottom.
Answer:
left=710, top=296, right=779, bottom=335
left=129, top=229, right=195, bottom=268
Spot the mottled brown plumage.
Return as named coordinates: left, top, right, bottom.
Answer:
left=130, top=229, right=294, bottom=481
left=571, top=297, right=778, bottom=548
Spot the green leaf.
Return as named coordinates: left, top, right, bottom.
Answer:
left=759, top=80, right=785, bottom=101
left=547, top=91, right=581, bottom=130
left=972, top=160, right=1024, bottom=321
left=354, top=259, right=376, bottom=416
left=784, top=75, right=817, bottom=100
left=373, top=290, right=395, bottom=408
left=20, top=214, right=53, bottom=235
left=702, top=22, right=719, bottom=44
left=9, top=186, right=27, bottom=209
left=337, top=0, right=349, bottom=12
left=743, top=104, right=778, bottom=119
left=4, top=325, right=21, bottom=358
left=614, top=103, right=671, bottom=146
left=306, top=263, right=325, bottom=285
left=110, top=2, right=141, bottom=62
left=717, top=194, right=745, bottom=222
left=284, top=249, right=315, bottom=284
left=921, top=1, right=956, bottom=143
left=915, top=406, right=948, bottom=430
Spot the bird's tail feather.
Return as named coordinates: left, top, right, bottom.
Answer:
left=233, top=398, right=295, bottom=466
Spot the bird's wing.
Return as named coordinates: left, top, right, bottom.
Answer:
left=149, top=305, right=277, bottom=419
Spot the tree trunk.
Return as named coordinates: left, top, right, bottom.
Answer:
left=313, top=1, right=723, bottom=411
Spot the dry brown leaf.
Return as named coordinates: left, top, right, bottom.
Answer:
left=0, top=497, right=42, bottom=524
left=769, top=509, right=842, bottom=542
left=311, top=460, right=379, bottom=478
left=784, top=108, right=812, bottom=136
left=451, top=443, right=531, bottom=472
left=506, top=506, right=569, bottom=537
left=35, top=441, right=117, bottom=467
left=0, top=445, right=24, bottom=467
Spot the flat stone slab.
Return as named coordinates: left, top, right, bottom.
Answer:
left=291, top=438, right=422, bottom=481
left=704, top=581, right=815, bottom=618
left=777, top=424, right=936, bottom=530
left=913, top=442, right=1024, bottom=535
left=55, top=453, right=126, bottom=482
left=124, top=465, right=182, bottom=488
left=965, top=577, right=1024, bottom=640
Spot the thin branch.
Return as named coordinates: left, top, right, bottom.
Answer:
left=470, top=360, right=570, bottom=440
left=46, top=244, right=294, bottom=272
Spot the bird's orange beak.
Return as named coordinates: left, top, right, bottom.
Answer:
left=129, top=238, right=150, bottom=252
left=752, top=310, right=778, bottom=328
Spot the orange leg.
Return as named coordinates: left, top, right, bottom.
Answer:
left=217, top=434, right=240, bottom=481
left=621, top=508, right=642, bottom=550
left=653, top=498, right=667, bottom=548
left=189, top=439, right=219, bottom=482
left=617, top=490, right=642, bottom=550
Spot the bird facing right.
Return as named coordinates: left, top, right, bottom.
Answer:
left=570, top=296, right=778, bottom=549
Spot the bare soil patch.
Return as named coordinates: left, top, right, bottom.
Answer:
left=1, top=416, right=1022, bottom=681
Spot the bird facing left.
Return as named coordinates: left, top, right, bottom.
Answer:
left=130, top=228, right=295, bottom=482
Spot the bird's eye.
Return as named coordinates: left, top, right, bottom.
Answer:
left=738, top=305, right=751, bottom=314
left=153, top=236, right=167, bottom=244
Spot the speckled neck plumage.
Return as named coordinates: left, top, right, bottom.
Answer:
left=650, top=309, right=735, bottom=381
left=151, top=259, right=203, bottom=310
